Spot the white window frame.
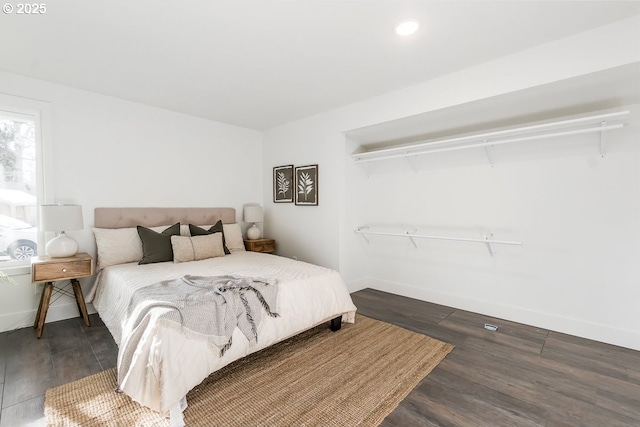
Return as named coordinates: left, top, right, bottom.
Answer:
left=0, top=93, right=53, bottom=274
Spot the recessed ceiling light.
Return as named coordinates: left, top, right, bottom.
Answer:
left=395, top=20, right=420, bottom=36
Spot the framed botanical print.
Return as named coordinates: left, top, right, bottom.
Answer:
left=295, top=164, right=318, bottom=206
left=273, top=165, right=294, bottom=203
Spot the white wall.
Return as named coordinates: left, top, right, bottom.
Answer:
left=0, top=71, right=262, bottom=333
left=263, top=120, right=346, bottom=268
left=263, top=17, right=640, bottom=350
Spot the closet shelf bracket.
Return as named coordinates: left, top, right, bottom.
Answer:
left=356, top=226, right=371, bottom=244
left=484, top=141, right=494, bottom=167
left=600, top=121, right=607, bottom=157
left=405, top=155, right=419, bottom=173
left=406, top=228, right=418, bottom=248
left=483, top=234, right=495, bottom=256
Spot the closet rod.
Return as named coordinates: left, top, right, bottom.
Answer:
left=352, top=110, right=629, bottom=163
left=354, top=228, right=522, bottom=246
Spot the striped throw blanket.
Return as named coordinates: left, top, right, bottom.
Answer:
left=118, top=275, right=279, bottom=388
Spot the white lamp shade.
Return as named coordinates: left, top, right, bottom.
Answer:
left=243, top=206, right=263, bottom=223
left=39, top=204, right=84, bottom=232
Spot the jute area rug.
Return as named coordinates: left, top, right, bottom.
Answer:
left=45, top=315, right=453, bottom=427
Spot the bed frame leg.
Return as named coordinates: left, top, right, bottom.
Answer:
left=330, top=315, right=342, bottom=331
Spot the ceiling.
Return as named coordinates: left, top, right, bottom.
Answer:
left=1, top=1, right=638, bottom=130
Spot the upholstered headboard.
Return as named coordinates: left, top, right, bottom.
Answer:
left=94, top=207, right=236, bottom=228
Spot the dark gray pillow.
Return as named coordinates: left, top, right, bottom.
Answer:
left=137, top=223, right=181, bottom=264
left=189, top=220, right=230, bottom=254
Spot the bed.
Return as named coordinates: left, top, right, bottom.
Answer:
left=87, top=207, right=357, bottom=426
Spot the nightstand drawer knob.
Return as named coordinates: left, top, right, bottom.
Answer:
left=62, top=268, right=67, bottom=273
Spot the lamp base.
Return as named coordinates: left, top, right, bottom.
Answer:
left=246, top=224, right=262, bottom=240
left=46, top=232, right=79, bottom=258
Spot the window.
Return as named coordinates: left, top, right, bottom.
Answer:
left=0, top=108, right=39, bottom=264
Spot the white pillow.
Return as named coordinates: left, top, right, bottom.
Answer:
left=93, top=224, right=186, bottom=271
left=93, top=227, right=141, bottom=271
left=171, top=233, right=225, bottom=263
left=189, top=223, right=246, bottom=253
left=179, top=224, right=190, bottom=236
left=223, top=223, right=246, bottom=253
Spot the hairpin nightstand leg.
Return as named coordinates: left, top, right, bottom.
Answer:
left=36, top=282, right=54, bottom=338
left=34, top=283, right=47, bottom=329
left=71, top=279, right=90, bottom=327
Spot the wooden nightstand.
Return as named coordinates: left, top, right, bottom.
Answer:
left=244, top=238, right=276, bottom=254
left=31, top=252, right=94, bottom=338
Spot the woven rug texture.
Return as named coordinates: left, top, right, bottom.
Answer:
left=45, top=315, right=454, bottom=427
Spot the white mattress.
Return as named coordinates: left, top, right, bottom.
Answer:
left=89, top=251, right=357, bottom=415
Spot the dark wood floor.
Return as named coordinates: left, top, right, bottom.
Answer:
left=1, top=288, right=639, bottom=426
left=0, top=313, right=118, bottom=427
left=353, top=289, right=640, bottom=427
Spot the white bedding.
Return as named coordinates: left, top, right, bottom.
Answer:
left=89, top=251, right=357, bottom=416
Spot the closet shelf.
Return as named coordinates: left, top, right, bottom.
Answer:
left=351, top=110, right=629, bottom=164
left=354, top=226, right=522, bottom=256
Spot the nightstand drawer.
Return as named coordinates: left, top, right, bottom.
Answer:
left=244, top=239, right=276, bottom=253
left=256, top=240, right=276, bottom=253
left=32, top=256, right=93, bottom=282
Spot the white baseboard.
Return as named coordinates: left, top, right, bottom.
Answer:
left=0, top=302, right=97, bottom=333
left=361, top=277, right=640, bottom=352
left=346, top=278, right=370, bottom=293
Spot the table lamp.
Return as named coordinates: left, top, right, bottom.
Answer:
left=243, top=206, right=263, bottom=240
left=39, top=204, right=84, bottom=257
